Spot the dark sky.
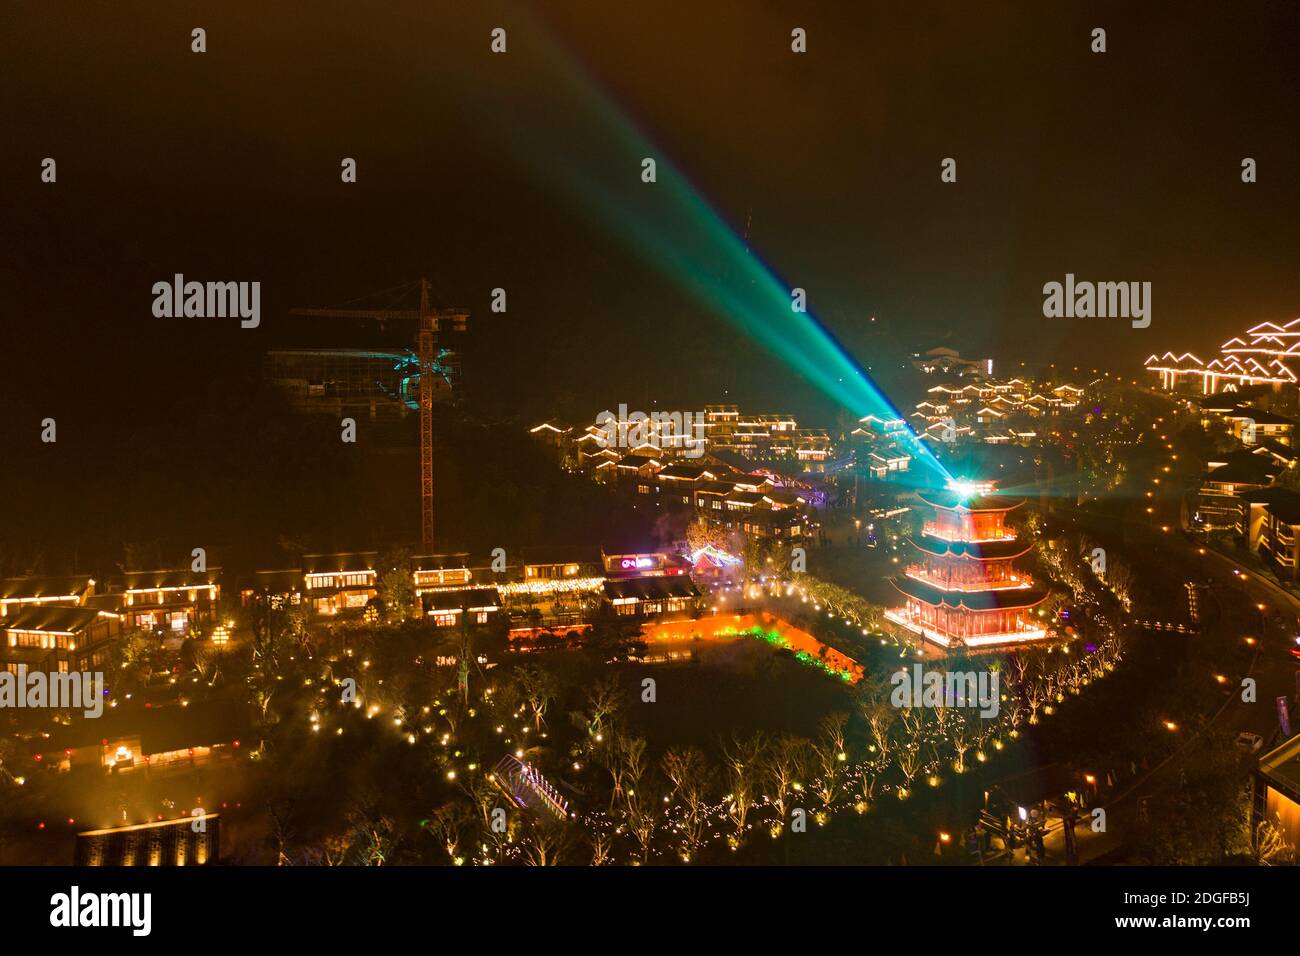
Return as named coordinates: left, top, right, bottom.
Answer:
left=2, top=0, right=1298, bottom=427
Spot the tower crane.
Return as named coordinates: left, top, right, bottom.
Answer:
left=289, top=279, right=468, bottom=550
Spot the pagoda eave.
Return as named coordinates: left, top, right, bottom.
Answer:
left=891, top=575, right=1048, bottom=611
left=910, top=534, right=1033, bottom=560
left=917, top=490, right=1025, bottom=513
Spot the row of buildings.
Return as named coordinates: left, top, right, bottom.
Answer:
left=602, top=461, right=814, bottom=540
left=532, top=402, right=937, bottom=544
left=1145, top=317, right=1300, bottom=395
left=532, top=413, right=827, bottom=540
left=1, top=546, right=712, bottom=677
left=531, top=405, right=835, bottom=473
left=909, top=379, right=1089, bottom=445
left=1189, top=397, right=1300, bottom=578
left=1, top=570, right=225, bottom=678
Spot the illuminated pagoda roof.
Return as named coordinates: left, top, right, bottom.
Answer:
left=892, top=575, right=1046, bottom=611
left=917, top=488, right=1024, bottom=513
left=912, top=533, right=1032, bottom=560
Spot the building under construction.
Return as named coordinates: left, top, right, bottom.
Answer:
left=263, top=346, right=460, bottom=421
left=270, top=279, right=470, bottom=549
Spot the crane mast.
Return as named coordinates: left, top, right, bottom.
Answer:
left=289, top=278, right=468, bottom=550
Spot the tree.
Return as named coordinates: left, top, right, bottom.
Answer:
left=456, top=773, right=501, bottom=833
left=519, top=814, right=574, bottom=866
left=1255, top=813, right=1296, bottom=866
left=626, top=770, right=660, bottom=864
left=516, top=664, right=558, bottom=731
left=427, top=801, right=474, bottom=865
left=283, top=603, right=312, bottom=657
left=267, top=798, right=297, bottom=866
left=346, top=801, right=397, bottom=866
left=617, top=736, right=648, bottom=816
left=895, top=708, right=924, bottom=796
left=571, top=675, right=623, bottom=751
left=950, top=710, right=972, bottom=774
left=589, top=827, right=614, bottom=866
left=858, top=677, right=896, bottom=761
left=662, top=747, right=710, bottom=860
left=105, top=630, right=161, bottom=698
left=598, top=726, right=632, bottom=812
left=190, top=643, right=221, bottom=688
left=722, top=732, right=768, bottom=848
left=764, top=734, right=812, bottom=834
left=377, top=548, right=415, bottom=623
left=741, top=534, right=765, bottom=581
left=811, top=713, right=848, bottom=816
left=1107, top=559, right=1135, bottom=611
left=119, top=540, right=164, bottom=574
left=685, top=518, right=730, bottom=555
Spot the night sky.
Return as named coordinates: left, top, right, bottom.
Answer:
left=2, top=1, right=1298, bottom=562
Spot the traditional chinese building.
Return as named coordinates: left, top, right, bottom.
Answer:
left=887, top=481, right=1048, bottom=650
left=1145, top=318, right=1300, bottom=395
left=1253, top=732, right=1300, bottom=857
left=2, top=605, right=122, bottom=675
left=0, top=574, right=96, bottom=619
left=422, top=586, right=503, bottom=627
left=76, top=815, right=220, bottom=866
left=117, top=568, right=222, bottom=634
left=302, top=552, right=377, bottom=615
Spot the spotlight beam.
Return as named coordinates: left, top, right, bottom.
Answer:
left=489, top=14, right=950, bottom=483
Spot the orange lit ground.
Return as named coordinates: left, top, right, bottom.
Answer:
left=642, top=611, right=864, bottom=683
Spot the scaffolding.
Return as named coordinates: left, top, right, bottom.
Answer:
left=263, top=347, right=459, bottom=421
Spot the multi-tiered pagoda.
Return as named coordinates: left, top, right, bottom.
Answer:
left=887, top=480, right=1048, bottom=650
